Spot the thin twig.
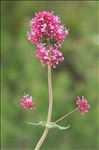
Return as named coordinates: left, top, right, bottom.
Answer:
left=55, top=107, right=79, bottom=124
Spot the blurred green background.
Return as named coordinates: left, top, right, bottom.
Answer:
left=1, top=1, right=99, bottom=150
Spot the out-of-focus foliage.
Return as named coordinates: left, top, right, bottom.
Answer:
left=1, top=1, right=99, bottom=150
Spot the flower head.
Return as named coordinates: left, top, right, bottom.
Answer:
left=20, top=94, right=36, bottom=110
left=76, top=96, right=90, bottom=115
left=27, top=11, right=68, bottom=68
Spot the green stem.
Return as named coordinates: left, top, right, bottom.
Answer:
left=55, top=107, right=79, bottom=124
left=34, top=65, right=53, bottom=150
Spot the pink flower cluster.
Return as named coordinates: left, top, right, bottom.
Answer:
left=76, top=96, right=90, bottom=115
left=20, top=94, right=36, bottom=110
left=27, top=11, right=68, bottom=67
left=36, top=43, right=64, bottom=68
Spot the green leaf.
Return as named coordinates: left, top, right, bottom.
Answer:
left=26, top=121, right=70, bottom=130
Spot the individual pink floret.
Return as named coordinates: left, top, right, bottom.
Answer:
left=20, top=94, right=36, bottom=110
left=76, top=96, right=90, bottom=115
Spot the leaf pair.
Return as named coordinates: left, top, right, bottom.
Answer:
left=26, top=121, right=70, bottom=130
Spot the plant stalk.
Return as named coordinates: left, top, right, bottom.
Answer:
left=34, top=65, right=53, bottom=150
left=55, top=107, right=79, bottom=124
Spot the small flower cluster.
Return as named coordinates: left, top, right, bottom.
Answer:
left=36, top=43, right=64, bottom=68
left=28, top=11, right=68, bottom=68
left=76, top=96, right=90, bottom=115
left=20, top=94, right=36, bottom=110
